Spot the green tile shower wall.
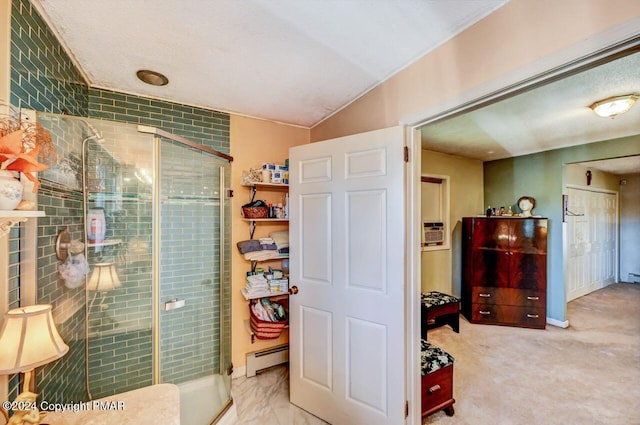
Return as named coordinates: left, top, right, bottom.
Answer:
left=10, top=0, right=88, bottom=115
left=10, top=0, right=90, bottom=404
left=8, top=228, right=20, bottom=309
left=85, top=138, right=155, bottom=398
left=158, top=138, right=224, bottom=384
left=35, top=183, right=87, bottom=404
left=88, top=88, right=230, bottom=154
left=159, top=204, right=220, bottom=384
left=10, top=0, right=232, bottom=404
left=7, top=228, right=20, bottom=405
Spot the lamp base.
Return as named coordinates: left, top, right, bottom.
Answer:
left=6, top=390, right=46, bottom=425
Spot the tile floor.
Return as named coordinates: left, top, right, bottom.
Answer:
left=232, top=365, right=328, bottom=425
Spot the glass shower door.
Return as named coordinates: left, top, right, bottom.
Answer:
left=83, top=120, right=156, bottom=399
left=157, top=137, right=232, bottom=424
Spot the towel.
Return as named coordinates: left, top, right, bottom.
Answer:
left=244, top=250, right=280, bottom=262
left=237, top=239, right=262, bottom=254
left=270, top=230, right=289, bottom=250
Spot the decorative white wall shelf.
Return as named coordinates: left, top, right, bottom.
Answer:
left=0, top=210, right=45, bottom=237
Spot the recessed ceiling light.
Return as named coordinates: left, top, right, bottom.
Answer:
left=136, top=69, right=169, bottom=86
left=589, top=94, right=638, bottom=118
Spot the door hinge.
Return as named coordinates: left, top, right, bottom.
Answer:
left=405, top=400, right=409, bottom=418
left=404, top=146, right=409, bottom=162
left=227, top=189, right=234, bottom=198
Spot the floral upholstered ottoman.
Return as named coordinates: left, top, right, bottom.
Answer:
left=421, top=291, right=460, bottom=339
left=421, top=339, right=455, bottom=418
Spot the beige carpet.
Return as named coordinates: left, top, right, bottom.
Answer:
left=423, top=283, right=640, bottom=425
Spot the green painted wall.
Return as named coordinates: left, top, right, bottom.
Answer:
left=484, top=135, right=640, bottom=322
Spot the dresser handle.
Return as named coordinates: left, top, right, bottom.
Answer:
left=478, top=293, right=491, bottom=298
left=428, top=385, right=441, bottom=394
left=479, top=310, right=491, bottom=315
left=527, top=314, right=540, bottom=318
left=527, top=296, right=540, bottom=301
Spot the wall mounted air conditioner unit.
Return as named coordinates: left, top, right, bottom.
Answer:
left=423, top=222, right=445, bottom=246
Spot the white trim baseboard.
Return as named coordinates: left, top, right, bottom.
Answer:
left=547, top=317, right=570, bottom=328
left=232, top=365, right=246, bottom=379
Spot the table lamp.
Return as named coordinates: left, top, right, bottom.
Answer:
left=0, top=304, right=69, bottom=424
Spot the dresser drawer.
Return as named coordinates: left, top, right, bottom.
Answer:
left=470, top=303, right=546, bottom=328
left=472, top=287, right=545, bottom=307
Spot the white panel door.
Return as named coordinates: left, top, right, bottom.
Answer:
left=289, top=126, right=406, bottom=425
left=566, top=187, right=617, bottom=301
left=600, top=192, right=617, bottom=287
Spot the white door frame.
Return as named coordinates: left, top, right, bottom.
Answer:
left=401, top=33, right=636, bottom=424
left=405, top=128, right=422, bottom=424
left=563, top=184, right=619, bottom=304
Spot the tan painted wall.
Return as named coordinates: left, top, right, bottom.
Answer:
left=230, top=115, right=309, bottom=369
left=421, top=150, right=483, bottom=297
left=566, top=164, right=620, bottom=191
left=0, top=0, right=9, bottom=403
left=1, top=0, right=10, bottom=109
left=311, top=0, right=640, bottom=141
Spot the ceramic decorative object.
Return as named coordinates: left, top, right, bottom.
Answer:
left=0, top=116, right=56, bottom=194
left=517, top=196, right=536, bottom=217
left=0, top=169, right=23, bottom=210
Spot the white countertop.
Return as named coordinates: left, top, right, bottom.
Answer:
left=42, top=384, right=180, bottom=425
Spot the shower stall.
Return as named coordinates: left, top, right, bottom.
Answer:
left=37, top=113, right=233, bottom=425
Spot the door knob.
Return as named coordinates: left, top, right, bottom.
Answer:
left=289, top=286, right=299, bottom=295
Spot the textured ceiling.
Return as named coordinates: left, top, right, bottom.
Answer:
left=575, top=156, right=640, bottom=176
left=28, top=1, right=639, bottom=171
left=31, top=0, right=508, bottom=127
left=419, top=51, right=640, bottom=171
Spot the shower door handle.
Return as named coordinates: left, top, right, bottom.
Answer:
left=163, top=298, right=186, bottom=311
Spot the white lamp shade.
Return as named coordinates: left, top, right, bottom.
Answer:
left=0, top=304, right=69, bottom=374
left=86, top=262, right=122, bottom=291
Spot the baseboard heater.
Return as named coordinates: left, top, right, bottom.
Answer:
left=246, top=344, right=289, bottom=377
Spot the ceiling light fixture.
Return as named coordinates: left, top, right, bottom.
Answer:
left=136, top=69, right=169, bottom=86
left=589, top=94, right=638, bottom=118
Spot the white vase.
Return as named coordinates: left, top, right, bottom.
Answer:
left=0, top=170, right=24, bottom=210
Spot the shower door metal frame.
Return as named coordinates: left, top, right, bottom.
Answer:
left=83, top=123, right=233, bottom=400
left=138, top=125, right=234, bottom=387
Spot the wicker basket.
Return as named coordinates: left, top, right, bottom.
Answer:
left=249, top=305, right=287, bottom=339
left=241, top=206, right=269, bottom=219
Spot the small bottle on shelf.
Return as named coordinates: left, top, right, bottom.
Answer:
left=284, top=193, right=289, bottom=218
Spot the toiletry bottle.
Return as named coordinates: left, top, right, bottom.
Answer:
left=284, top=193, right=289, bottom=218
